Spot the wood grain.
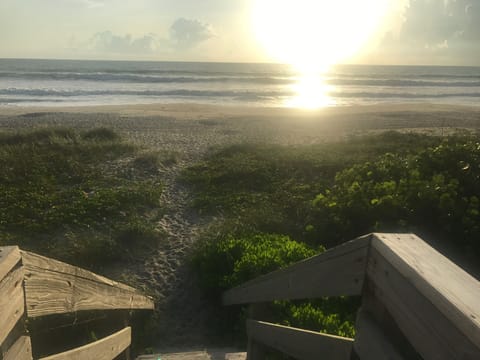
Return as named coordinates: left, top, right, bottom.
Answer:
left=21, top=251, right=136, bottom=291
left=247, top=320, right=353, bottom=360
left=368, top=243, right=480, bottom=359
left=372, top=233, right=480, bottom=348
left=21, top=251, right=154, bottom=317
left=0, top=246, right=21, bottom=282
left=39, top=326, right=131, bottom=360
left=0, top=266, right=25, bottom=346
left=223, top=235, right=371, bottom=305
left=353, top=309, right=405, bottom=360
left=3, top=336, right=32, bottom=360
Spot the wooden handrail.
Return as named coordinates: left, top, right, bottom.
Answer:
left=223, top=233, right=480, bottom=360
left=38, top=327, right=131, bottom=360
left=21, top=250, right=154, bottom=317
left=247, top=320, right=353, bottom=360
left=0, top=246, right=154, bottom=360
left=223, top=234, right=370, bottom=305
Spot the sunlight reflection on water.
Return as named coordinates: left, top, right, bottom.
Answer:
left=286, top=73, right=336, bottom=109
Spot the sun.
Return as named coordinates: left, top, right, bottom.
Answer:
left=252, top=0, right=392, bottom=73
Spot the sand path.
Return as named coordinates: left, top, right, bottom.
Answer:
left=1, top=104, right=479, bottom=348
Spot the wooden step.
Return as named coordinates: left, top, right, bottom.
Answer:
left=136, top=349, right=247, bottom=360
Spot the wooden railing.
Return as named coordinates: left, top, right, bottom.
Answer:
left=223, top=233, right=480, bottom=359
left=0, top=246, right=154, bottom=360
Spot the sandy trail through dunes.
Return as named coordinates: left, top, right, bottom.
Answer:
left=1, top=103, right=479, bottom=347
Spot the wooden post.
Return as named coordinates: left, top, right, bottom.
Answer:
left=123, top=312, right=131, bottom=360
left=353, top=262, right=422, bottom=359
left=246, top=304, right=268, bottom=360
left=0, top=246, right=33, bottom=360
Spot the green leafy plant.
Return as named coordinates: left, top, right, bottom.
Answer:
left=308, top=138, right=480, bottom=258
left=0, top=128, right=164, bottom=268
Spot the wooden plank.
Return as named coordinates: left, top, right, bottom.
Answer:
left=21, top=251, right=154, bottom=317
left=367, top=241, right=480, bottom=359
left=223, top=235, right=371, bottom=305
left=372, top=233, right=480, bottom=348
left=39, top=326, right=131, bottom=360
left=3, top=336, right=32, bottom=360
left=353, top=309, right=405, bottom=360
left=0, top=246, right=21, bottom=282
left=21, top=251, right=136, bottom=291
left=247, top=320, right=353, bottom=360
left=0, top=266, right=25, bottom=346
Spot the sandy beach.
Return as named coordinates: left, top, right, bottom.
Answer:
left=2, top=103, right=480, bottom=156
left=1, top=103, right=480, bottom=347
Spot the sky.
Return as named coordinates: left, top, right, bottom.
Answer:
left=1, top=0, right=479, bottom=66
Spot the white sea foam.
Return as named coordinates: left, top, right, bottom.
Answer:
left=1, top=59, right=479, bottom=107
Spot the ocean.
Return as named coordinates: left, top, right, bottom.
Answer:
left=1, top=58, right=480, bottom=108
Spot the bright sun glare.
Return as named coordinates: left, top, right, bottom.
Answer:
left=252, top=0, right=394, bottom=108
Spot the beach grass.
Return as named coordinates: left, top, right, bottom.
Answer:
left=0, top=127, right=164, bottom=269
left=187, top=130, right=480, bottom=340
left=182, top=131, right=442, bottom=241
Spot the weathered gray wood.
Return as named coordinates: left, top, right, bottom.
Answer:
left=353, top=309, right=405, bottom=360
left=21, top=251, right=154, bottom=317
left=3, top=336, right=32, bottom=360
left=0, top=246, right=21, bottom=282
left=247, top=320, right=353, bottom=360
left=368, top=235, right=480, bottom=360
left=223, top=235, right=371, bottom=305
left=0, top=266, right=25, bottom=346
left=372, top=233, right=480, bottom=347
left=21, top=251, right=136, bottom=291
left=39, top=326, right=131, bottom=360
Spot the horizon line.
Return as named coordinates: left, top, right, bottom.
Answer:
left=0, top=57, right=479, bottom=68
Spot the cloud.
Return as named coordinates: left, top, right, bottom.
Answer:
left=425, top=39, right=449, bottom=51
left=462, top=2, right=480, bottom=40
left=373, top=0, right=480, bottom=64
left=169, top=18, right=214, bottom=49
left=82, top=0, right=104, bottom=8
left=90, top=31, right=158, bottom=54
left=68, top=0, right=104, bottom=8
left=85, top=18, right=213, bottom=57
left=391, top=0, right=480, bottom=43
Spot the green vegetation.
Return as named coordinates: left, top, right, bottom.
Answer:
left=3, top=126, right=478, bottom=346
left=133, top=150, right=179, bottom=174
left=309, top=138, right=480, bottom=256
left=193, top=233, right=319, bottom=296
left=185, top=131, right=480, bottom=339
left=0, top=127, right=164, bottom=268
left=192, top=232, right=356, bottom=340
left=182, top=132, right=441, bottom=240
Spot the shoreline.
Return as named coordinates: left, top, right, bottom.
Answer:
left=2, top=102, right=480, bottom=119
left=1, top=102, right=479, bottom=157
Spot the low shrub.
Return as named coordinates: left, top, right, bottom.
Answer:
left=193, top=233, right=318, bottom=296
left=308, top=138, right=480, bottom=258
left=0, top=128, right=163, bottom=268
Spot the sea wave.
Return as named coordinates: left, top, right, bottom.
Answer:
left=2, top=87, right=480, bottom=102
left=0, top=71, right=295, bottom=85
left=0, top=88, right=292, bottom=98
left=1, top=60, right=479, bottom=107
left=335, top=91, right=480, bottom=99
left=2, top=71, right=479, bottom=87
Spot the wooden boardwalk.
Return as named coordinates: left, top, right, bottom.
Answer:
left=0, top=246, right=153, bottom=360
left=3, top=232, right=480, bottom=359
left=224, top=233, right=480, bottom=359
